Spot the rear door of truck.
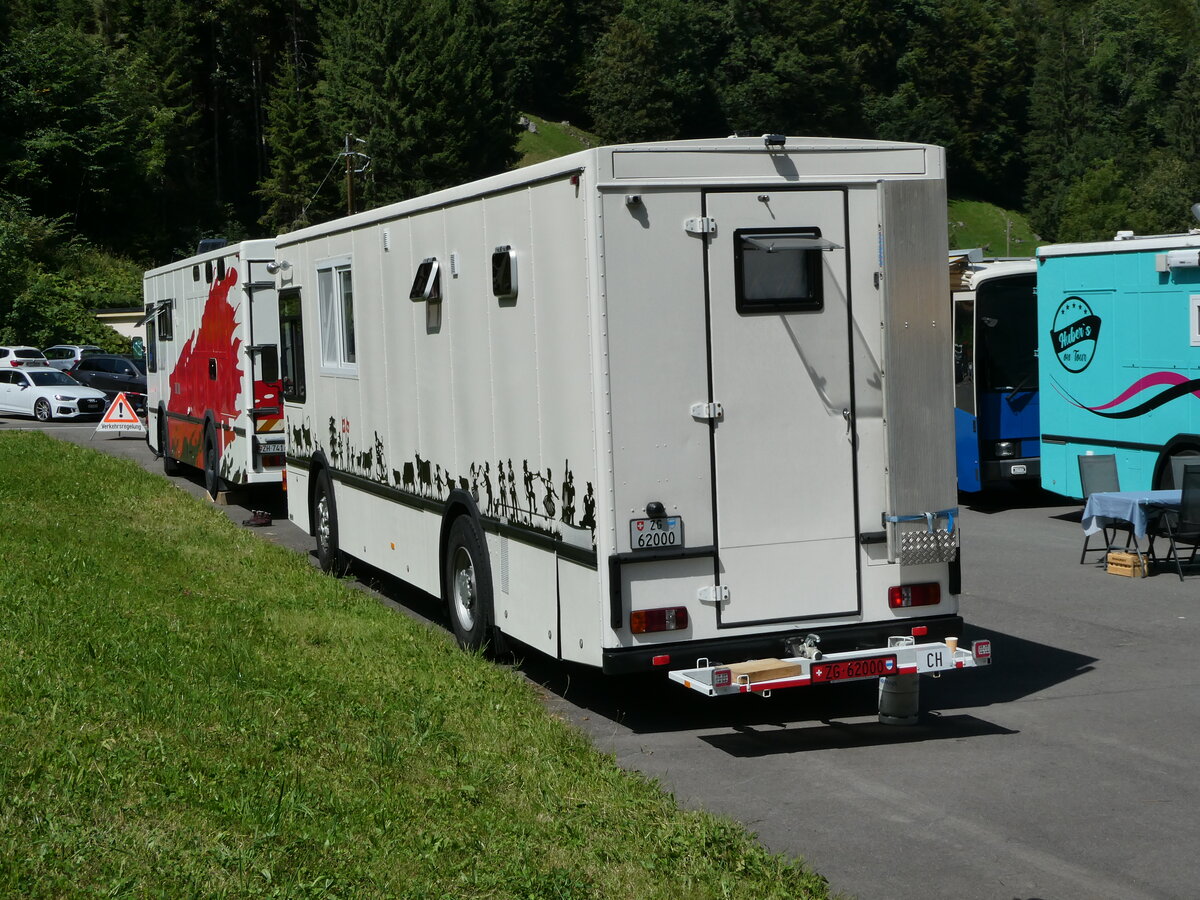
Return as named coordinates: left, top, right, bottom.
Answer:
left=704, top=189, right=859, bottom=626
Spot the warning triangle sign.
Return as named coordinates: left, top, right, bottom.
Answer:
left=95, top=392, right=147, bottom=434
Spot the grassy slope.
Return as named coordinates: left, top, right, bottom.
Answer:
left=517, top=114, right=603, bottom=167
left=949, top=199, right=1039, bottom=257
left=0, top=432, right=830, bottom=899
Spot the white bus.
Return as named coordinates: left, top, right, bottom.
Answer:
left=144, top=239, right=285, bottom=498
left=273, top=136, right=989, bottom=706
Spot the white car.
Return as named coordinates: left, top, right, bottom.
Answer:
left=0, top=366, right=109, bottom=421
left=0, top=345, right=49, bottom=368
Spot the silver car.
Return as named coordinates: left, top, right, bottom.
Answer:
left=43, top=344, right=104, bottom=371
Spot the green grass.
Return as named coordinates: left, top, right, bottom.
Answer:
left=517, top=114, right=603, bottom=167
left=948, top=199, right=1040, bottom=257
left=0, top=431, right=831, bottom=899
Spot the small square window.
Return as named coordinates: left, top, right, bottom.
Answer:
left=734, top=228, right=836, bottom=314
left=492, top=246, right=518, bottom=300
left=410, top=258, right=441, bottom=302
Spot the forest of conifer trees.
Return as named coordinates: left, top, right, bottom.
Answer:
left=3, top=0, right=1200, bottom=344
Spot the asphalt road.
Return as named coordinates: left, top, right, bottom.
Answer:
left=8, top=414, right=1198, bottom=900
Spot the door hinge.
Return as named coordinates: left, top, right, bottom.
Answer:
left=684, top=216, right=717, bottom=235
left=690, top=401, right=723, bottom=421
left=698, top=585, right=730, bottom=606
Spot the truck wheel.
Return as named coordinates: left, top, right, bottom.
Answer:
left=444, top=515, right=494, bottom=652
left=160, top=412, right=180, bottom=475
left=34, top=399, right=53, bottom=422
left=203, top=427, right=224, bottom=499
left=313, top=469, right=345, bottom=575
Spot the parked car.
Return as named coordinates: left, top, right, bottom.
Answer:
left=0, top=345, right=49, bottom=368
left=68, top=354, right=148, bottom=412
left=43, top=344, right=104, bottom=371
left=0, top=367, right=108, bottom=421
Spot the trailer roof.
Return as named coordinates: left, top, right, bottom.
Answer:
left=1037, top=230, right=1200, bottom=258
left=143, top=238, right=277, bottom=280
left=276, top=135, right=944, bottom=247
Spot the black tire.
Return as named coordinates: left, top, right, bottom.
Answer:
left=443, top=515, right=496, bottom=652
left=33, top=398, right=52, bottom=422
left=313, top=469, right=346, bottom=575
left=160, top=411, right=180, bottom=475
left=203, top=427, right=224, bottom=499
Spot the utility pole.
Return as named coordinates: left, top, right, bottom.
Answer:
left=342, top=134, right=371, bottom=215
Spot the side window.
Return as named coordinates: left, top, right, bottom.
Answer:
left=733, top=228, right=833, bottom=314
left=409, top=258, right=441, bottom=302
left=492, top=247, right=517, bottom=300
left=318, top=258, right=356, bottom=371
left=158, top=299, right=174, bottom=341
left=279, top=287, right=306, bottom=402
left=146, top=306, right=158, bottom=373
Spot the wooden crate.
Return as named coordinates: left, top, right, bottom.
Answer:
left=725, top=658, right=804, bottom=683
left=1106, top=551, right=1148, bottom=578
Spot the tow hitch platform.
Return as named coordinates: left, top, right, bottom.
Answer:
left=669, top=635, right=991, bottom=721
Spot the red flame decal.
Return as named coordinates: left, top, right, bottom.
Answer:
left=167, top=267, right=245, bottom=452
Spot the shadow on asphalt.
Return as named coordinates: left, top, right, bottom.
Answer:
left=502, top=623, right=1096, bottom=738
left=960, top=485, right=1077, bottom=515
left=698, top=713, right=1017, bottom=757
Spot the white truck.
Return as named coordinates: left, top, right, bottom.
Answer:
left=143, top=239, right=286, bottom=498
left=273, top=136, right=989, bottom=717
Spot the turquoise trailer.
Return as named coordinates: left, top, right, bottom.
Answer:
left=1037, top=230, right=1200, bottom=498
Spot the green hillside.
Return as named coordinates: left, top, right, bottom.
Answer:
left=517, top=114, right=603, bottom=166
left=949, top=199, right=1040, bottom=257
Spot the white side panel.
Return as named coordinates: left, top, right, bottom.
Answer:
left=604, top=191, right=714, bottom=544
left=489, top=533, right=557, bottom=656
left=880, top=179, right=956, bottom=517
left=558, top=559, right=603, bottom=665
left=529, top=182, right=596, bottom=549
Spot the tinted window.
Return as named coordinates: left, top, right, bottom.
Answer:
left=279, top=288, right=306, bottom=403
left=30, top=370, right=75, bottom=386
left=129, top=358, right=146, bottom=375
left=976, top=275, right=1038, bottom=392
left=733, top=228, right=828, bottom=314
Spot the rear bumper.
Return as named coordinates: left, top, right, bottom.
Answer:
left=601, top=614, right=966, bottom=674
left=982, top=456, right=1039, bottom=483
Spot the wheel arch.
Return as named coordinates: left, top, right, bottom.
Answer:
left=1153, top=435, right=1200, bottom=488
left=438, top=489, right=487, bottom=600
left=306, top=450, right=332, bottom=538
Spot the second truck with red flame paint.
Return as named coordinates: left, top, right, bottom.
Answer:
left=143, top=239, right=285, bottom=498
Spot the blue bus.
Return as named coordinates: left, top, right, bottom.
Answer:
left=1037, top=231, right=1200, bottom=497
left=952, top=255, right=1040, bottom=492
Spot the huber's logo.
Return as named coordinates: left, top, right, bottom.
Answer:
left=1051, top=296, right=1101, bottom=373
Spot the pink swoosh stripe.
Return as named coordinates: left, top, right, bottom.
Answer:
left=1087, top=371, right=1199, bottom=410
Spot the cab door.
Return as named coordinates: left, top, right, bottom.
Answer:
left=704, top=189, right=859, bottom=626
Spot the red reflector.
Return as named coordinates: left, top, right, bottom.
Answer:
left=651, top=655, right=671, bottom=667
left=888, top=583, right=941, bottom=608
left=630, top=607, right=689, bottom=634
left=911, top=625, right=928, bottom=636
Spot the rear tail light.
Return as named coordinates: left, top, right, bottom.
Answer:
left=712, top=667, right=732, bottom=687
left=973, top=640, right=992, bottom=660
left=888, top=583, right=941, bottom=608
left=630, top=607, right=689, bottom=634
